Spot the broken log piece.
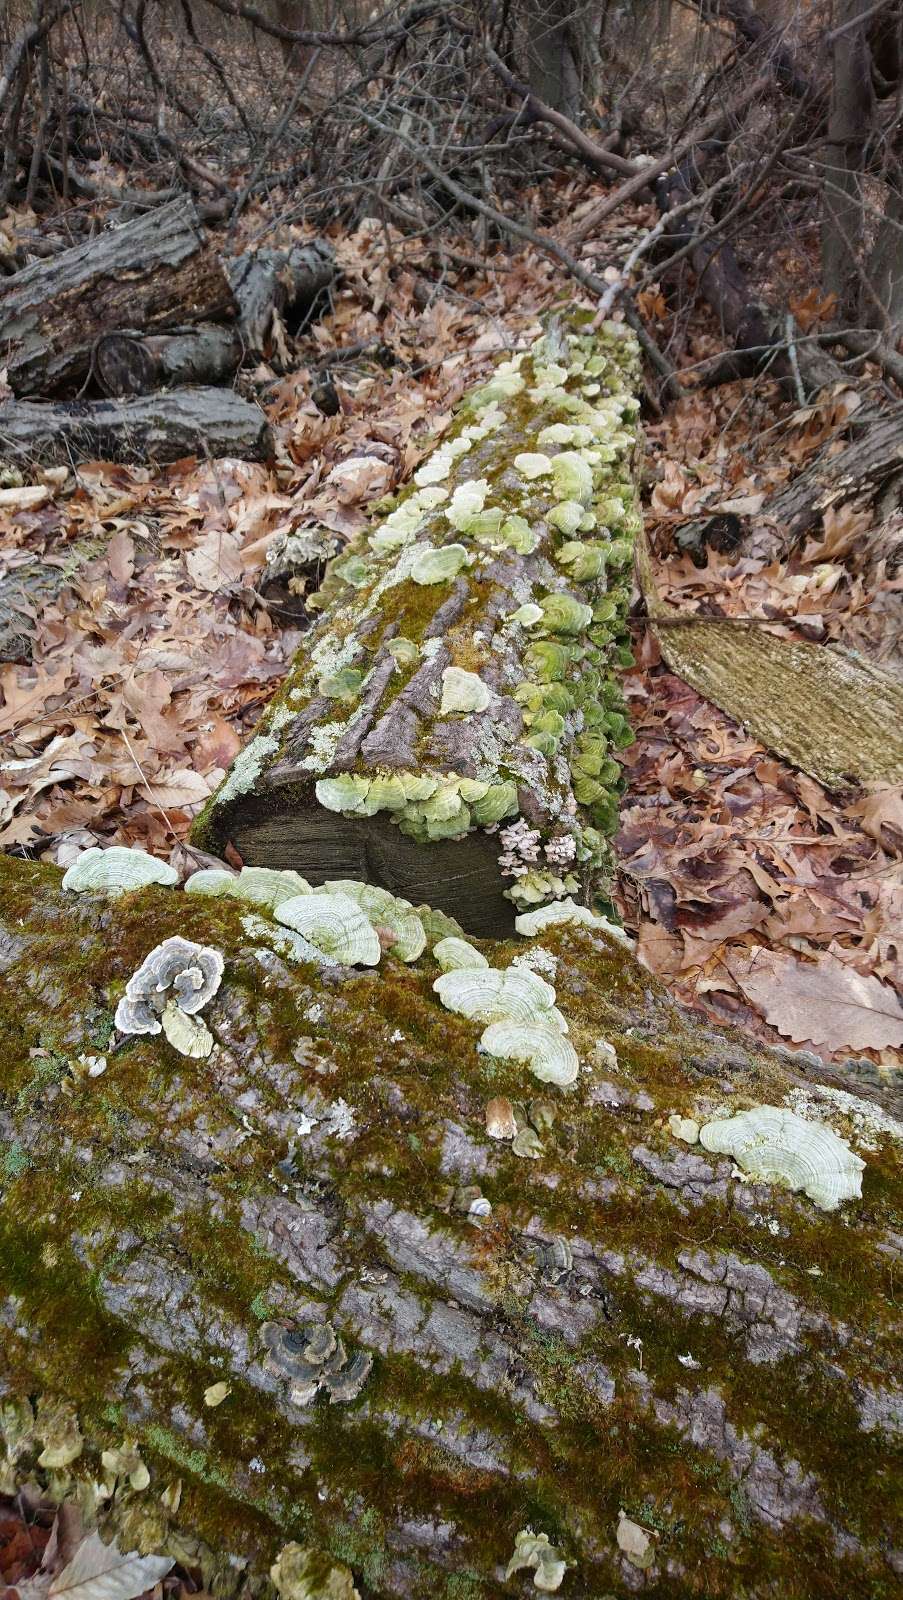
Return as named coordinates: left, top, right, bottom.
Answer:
left=192, top=323, right=643, bottom=937
left=0, top=537, right=103, bottom=662
left=0, top=389, right=272, bottom=466
left=0, top=856, right=900, bottom=1596
left=636, top=529, right=903, bottom=787
left=94, top=326, right=243, bottom=397
left=226, top=238, right=336, bottom=358
left=0, top=196, right=235, bottom=397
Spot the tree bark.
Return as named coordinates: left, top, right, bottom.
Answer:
left=226, top=239, right=336, bottom=360
left=0, top=856, right=899, bottom=1598
left=191, top=321, right=642, bottom=937
left=522, top=1, right=590, bottom=121
left=0, top=389, right=273, bottom=466
left=821, top=0, right=876, bottom=318
left=0, top=195, right=235, bottom=397
left=94, top=326, right=243, bottom=397
left=865, top=172, right=903, bottom=341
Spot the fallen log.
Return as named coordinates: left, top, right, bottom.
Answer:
left=0, top=389, right=273, bottom=466
left=0, top=196, right=235, bottom=397
left=227, top=240, right=337, bottom=360
left=94, top=326, right=243, bottom=397
left=192, top=322, right=643, bottom=937
left=0, top=855, right=900, bottom=1598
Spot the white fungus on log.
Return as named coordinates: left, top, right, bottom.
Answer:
left=699, top=1105, right=865, bottom=1211
left=274, top=892, right=381, bottom=967
left=114, top=935, right=224, bottom=1053
left=62, top=846, right=178, bottom=895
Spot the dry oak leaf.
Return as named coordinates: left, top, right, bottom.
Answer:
left=732, top=948, right=903, bottom=1052
left=17, top=1530, right=172, bottom=1600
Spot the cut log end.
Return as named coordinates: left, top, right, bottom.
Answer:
left=215, top=791, right=515, bottom=937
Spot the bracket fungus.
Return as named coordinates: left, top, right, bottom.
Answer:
left=479, top=1019, right=579, bottom=1087
left=261, top=1322, right=373, bottom=1407
left=312, top=880, right=426, bottom=962
left=62, top=846, right=178, bottom=896
left=186, top=865, right=311, bottom=909
left=505, top=1528, right=567, bottom=1592
left=433, top=936, right=489, bottom=971
left=114, top=936, right=224, bottom=1056
left=433, top=965, right=566, bottom=1031
left=438, top=666, right=492, bottom=716
left=274, top=892, right=382, bottom=967
left=515, top=897, right=633, bottom=944
left=699, top=1105, right=865, bottom=1211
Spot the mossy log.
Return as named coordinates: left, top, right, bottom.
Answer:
left=193, top=324, right=643, bottom=938
left=0, top=857, right=901, bottom=1598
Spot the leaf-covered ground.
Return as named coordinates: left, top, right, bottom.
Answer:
left=1, top=198, right=901, bottom=1075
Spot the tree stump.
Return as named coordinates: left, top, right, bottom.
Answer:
left=192, top=322, right=642, bottom=937
left=0, top=196, right=235, bottom=397
left=0, top=856, right=899, bottom=1598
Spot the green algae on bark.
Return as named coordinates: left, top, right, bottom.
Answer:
left=0, top=857, right=901, bottom=1597
left=192, top=322, right=642, bottom=937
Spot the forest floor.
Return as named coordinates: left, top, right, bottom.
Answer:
left=1, top=174, right=901, bottom=1075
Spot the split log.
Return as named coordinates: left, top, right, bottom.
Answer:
left=0, top=857, right=900, bottom=1598
left=637, top=528, right=903, bottom=788
left=0, top=196, right=235, bottom=397
left=226, top=240, right=337, bottom=360
left=0, top=389, right=272, bottom=466
left=94, top=326, right=243, bottom=398
left=192, top=322, right=643, bottom=937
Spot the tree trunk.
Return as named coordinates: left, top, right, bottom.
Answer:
left=821, top=0, right=876, bottom=318
left=523, top=1, right=591, bottom=120
left=0, top=389, right=273, bottom=466
left=0, top=856, right=900, bottom=1598
left=226, top=239, right=336, bottom=361
left=191, top=321, right=642, bottom=938
left=0, top=196, right=235, bottom=397
left=94, top=326, right=243, bottom=398
left=865, top=173, right=903, bottom=342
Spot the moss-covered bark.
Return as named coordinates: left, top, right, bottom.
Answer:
left=1, top=857, right=900, bottom=1598
left=192, top=320, right=642, bottom=936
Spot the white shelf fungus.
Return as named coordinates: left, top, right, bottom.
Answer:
left=480, top=1020, right=579, bottom=1087
left=433, top=965, right=566, bottom=1031
left=275, top=892, right=381, bottom=967
left=505, top=1528, right=566, bottom=1592
left=115, top=936, right=225, bottom=1056
left=313, top=880, right=426, bottom=962
left=515, top=897, right=633, bottom=945
left=62, top=846, right=178, bottom=896
left=433, top=936, right=489, bottom=972
left=699, top=1105, right=865, bottom=1211
left=409, top=543, right=468, bottom=585
left=186, top=865, right=311, bottom=909
left=439, top=666, right=491, bottom=716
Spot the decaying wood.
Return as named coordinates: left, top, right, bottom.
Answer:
left=0, top=858, right=899, bottom=1598
left=227, top=239, right=336, bottom=359
left=0, top=389, right=272, bottom=466
left=0, top=196, right=235, bottom=396
left=192, top=322, right=642, bottom=936
left=94, top=326, right=243, bottom=397
left=638, top=526, right=903, bottom=787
